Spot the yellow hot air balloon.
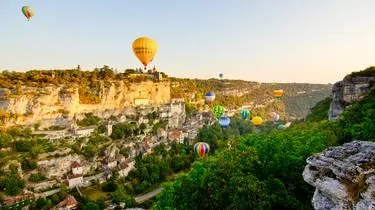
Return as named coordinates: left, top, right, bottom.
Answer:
left=251, top=116, right=263, bottom=126
left=132, top=37, right=158, bottom=70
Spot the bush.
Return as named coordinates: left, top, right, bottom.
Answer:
left=0, top=174, right=25, bottom=196
left=22, top=158, right=38, bottom=171
left=29, top=173, right=46, bottom=183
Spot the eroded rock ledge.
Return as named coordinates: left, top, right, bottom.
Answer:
left=303, top=141, right=375, bottom=210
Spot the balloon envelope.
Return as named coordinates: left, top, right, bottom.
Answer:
left=219, top=73, right=223, bottom=78
left=278, top=124, right=287, bottom=129
left=194, top=142, right=210, bottom=157
left=273, top=89, right=284, bottom=97
left=132, top=37, right=158, bottom=68
left=219, top=116, right=231, bottom=128
left=22, top=6, right=34, bottom=21
left=251, top=116, right=263, bottom=126
left=205, top=92, right=216, bottom=103
left=240, top=109, right=251, bottom=120
left=212, top=105, right=224, bottom=119
left=271, top=112, right=280, bottom=121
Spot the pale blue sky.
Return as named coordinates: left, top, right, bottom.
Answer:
left=1, top=1, right=374, bottom=83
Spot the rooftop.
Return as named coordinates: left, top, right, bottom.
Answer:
left=56, top=195, right=77, bottom=208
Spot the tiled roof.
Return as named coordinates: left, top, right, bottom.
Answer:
left=56, top=195, right=77, bottom=208
left=71, top=161, right=81, bottom=168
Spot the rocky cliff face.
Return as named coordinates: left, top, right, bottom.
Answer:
left=0, top=81, right=170, bottom=127
left=329, top=76, right=375, bottom=120
left=303, top=141, right=375, bottom=210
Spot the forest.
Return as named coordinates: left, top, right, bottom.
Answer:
left=153, top=90, right=375, bottom=210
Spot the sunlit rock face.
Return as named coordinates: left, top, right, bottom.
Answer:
left=329, top=76, right=375, bottom=120
left=0, top=81, right=170, bottom=127
left=303, top=141, right=375, bottom=210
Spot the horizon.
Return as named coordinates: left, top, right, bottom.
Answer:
left=1, top=1, right=375, bottom=84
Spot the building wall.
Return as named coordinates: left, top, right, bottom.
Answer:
left=72, top=167, right=83, bottom=175
left=68, top=176, right=83, bottom=188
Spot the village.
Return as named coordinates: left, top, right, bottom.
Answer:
left=0, top=95, right=215, bottom=210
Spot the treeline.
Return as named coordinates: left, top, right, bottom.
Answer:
left=0, top=66, right=168, bottom=104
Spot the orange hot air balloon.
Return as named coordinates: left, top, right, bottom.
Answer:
left=22, top=6, right=34, bottom=21
left=132, top=37, right=158, bottom=70
left=273, top=89, right=284, bottom=97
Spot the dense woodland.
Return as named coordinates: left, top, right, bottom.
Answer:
left=153, top=89, right=375, bottom=209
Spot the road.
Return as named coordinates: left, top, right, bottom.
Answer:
left=135, top=187, right=163, bottom=203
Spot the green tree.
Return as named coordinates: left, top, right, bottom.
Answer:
left=82, top=201, right=100, bottom=210
left=0, top=174, right=25, bottom=196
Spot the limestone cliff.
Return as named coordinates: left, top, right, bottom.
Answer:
left=329, top=76, right=375, bottom=120
left=303, top=141, right=375, bottom=210
left=0, top=81, right=170, bottom=127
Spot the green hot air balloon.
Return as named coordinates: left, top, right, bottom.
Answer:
left=212, top=105, right=224, bottom=119
left=240, top=109, right=251, bottom=120
left=22, top=6, right=34, bottom=21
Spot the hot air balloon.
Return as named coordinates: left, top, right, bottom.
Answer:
left=271, top=112, right=280, bottom=122
left=205, top=92, right=216, bottom=104
left=132, top=37, right=158, bottom=70
left=22, top=6, right=34, bottom=21
left=278, top=124, right=287, bottom=129
left=219, top=73, right=223, bottom=79
left=219, top=116, right=231, bottom=128
left=212, top=105, right=224, bottom=119
left=194, top=142, right=210, bottom=158
left=240, top=109, right=251, bottom=120
left=251, top=116, right=263, bottom=126
left=273, top=89, right=284, bottom=97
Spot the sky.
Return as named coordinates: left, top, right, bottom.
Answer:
left=1, top=1, right=375, bottom=84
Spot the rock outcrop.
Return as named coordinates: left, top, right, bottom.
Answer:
left=303, top=141, right=375, bottom=210
left=0, top=81, right=170, bottom=127
left=329, top=76, right=375, bottom=120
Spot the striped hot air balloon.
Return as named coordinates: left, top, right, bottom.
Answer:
left=194, top=142, right=210, bottom=158
left=22, top=6, right=34, bottom=21
left=271, top=112, right=280, bottom=122
left=205, top=92, right=216, bottom=104
left=212, top=105, right=224, bottom=119
left=240, top=109, right=251, bottom=120
left=219, top=116, right=231, bottom=128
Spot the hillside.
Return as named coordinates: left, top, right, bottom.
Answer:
left=170, top=77, right=331, bottom=119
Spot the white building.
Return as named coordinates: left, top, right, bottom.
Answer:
left=74, top=126, right=95, bottom=138
left=171, top=97, right=184, bottom=103
left=71, top=161, right=83, bottom=175
left=134, top=98, right=149, bottom=106
left=68, top=174, right=83, bottom=188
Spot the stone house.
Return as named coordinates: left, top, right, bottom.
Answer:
left=168, top=130, right=185, bottom=144
left=104, top=157, right=117, bottom=170
left=67, top=174, right=83, bottom=188
left=56, top=195, right=78, bottom=210
left=157, top=128, right=167, bottom=140
left=118, top=160, right=135, bottom=177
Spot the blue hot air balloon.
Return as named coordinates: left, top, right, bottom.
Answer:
left=219, top=116, right=231, bottom=128
left=205, top=91, right=216, bottom=104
